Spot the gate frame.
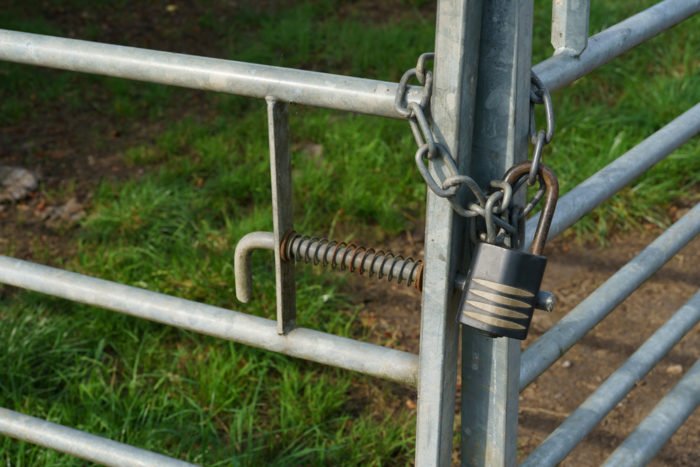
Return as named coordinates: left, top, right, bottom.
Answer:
left=0, top=0, right=699, bottom=465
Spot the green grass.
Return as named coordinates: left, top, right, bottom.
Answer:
left=533, top=0, right=700, bottom=237
left=1, top=0, right=699, bottom=464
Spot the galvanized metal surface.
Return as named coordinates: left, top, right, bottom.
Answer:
left=0, top=0, right=695, bottom=119
left=522, top=291, right=700, bottom=466
left=551, top=0, right=590, bottom=56
left=520, top=203, right=700, bottom=390
left=414, top=0, right=483, bottom=464
left=535, top=0, right=700, bottom=92
left=0, top=408, right=195, bottom=467
left=234, top=231, right=275, bottom=303
left=460, top=0, right=534, bottom=465
left=527, top=72, right=556, bottom=189
left=0, top=256, right=419, bottom=386
left=267, top=98, right=296, bottom=334
left=0, top=29, right=423, bottom=119
left=0, top=0, right=694, bottom=119
left=0, top=1, right=697, bottom=463
left=524, top=103, right=700, bottom=249
left=603, top=358, right=700, bottom=467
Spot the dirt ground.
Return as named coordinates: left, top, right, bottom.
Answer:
left=1, top=4, right=698, bottom=465
left=352, top=230, right=700, bottom=466
left=522, top=235, right=699, bottom=466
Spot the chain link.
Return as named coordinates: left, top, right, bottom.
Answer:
left=528, top=71, right=555, bottom=185
left=396, top=54, right=490, bottom=215
left=415, top=52, right=434, bottom=85
left=397, top=56, right=556, bottom=247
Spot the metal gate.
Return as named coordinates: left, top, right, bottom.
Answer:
left=0, top=0, right=698, bottom=465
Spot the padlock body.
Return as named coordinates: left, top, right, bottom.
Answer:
left=459, top=242, right=546, bottom=340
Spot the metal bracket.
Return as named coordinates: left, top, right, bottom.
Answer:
left=237, top=97, right=427, bottom=332
left=267, top=98, right=296, bottom=335
left=551, top=0, right=590, bottom=56
left=233, top=99, right=297, bottom=335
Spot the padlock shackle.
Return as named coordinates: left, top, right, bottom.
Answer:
left=504, top=162, right=559, bottom=256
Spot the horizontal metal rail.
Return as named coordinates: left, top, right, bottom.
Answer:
left=535, top=0, right=700, bottom=92
left=0, top=29, right=422, bottom=119
left=603, top=358, right=700, bottom=467
left=0, top=256, right=418, bottom=386
left=522, top=290, right=700, bottom=466
left=0, top=408, right=194, bottom=467
left=0, top=0, right=696, bottom=120
left=520, top=203, right=700, bottom=390
left=524, top=103, right=700, bottom=250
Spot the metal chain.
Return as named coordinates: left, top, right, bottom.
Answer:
left=527, top=71, right=555, bottom=185
left=502, top=70, right=556, bottom=234
left=396, top=54, right=495, bottom=217
left=397, top=56, right=556, bottom=247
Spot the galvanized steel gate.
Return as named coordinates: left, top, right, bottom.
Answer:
left=1, top=0, right=699, bottom=465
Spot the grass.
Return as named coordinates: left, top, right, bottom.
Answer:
left=1, top=0, right=699, bottom=464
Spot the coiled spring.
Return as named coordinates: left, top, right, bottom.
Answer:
left=280, top=231, right=424, bottom=291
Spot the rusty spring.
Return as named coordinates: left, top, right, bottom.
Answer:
left=280, top=231, right=424, bottom=291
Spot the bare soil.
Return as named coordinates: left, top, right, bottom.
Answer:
left=351, top=230, right=700, bottom=466
left=523, top=233, right=699, bottom=466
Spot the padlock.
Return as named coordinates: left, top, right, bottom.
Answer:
left=458, top=161, right=558, bottom=340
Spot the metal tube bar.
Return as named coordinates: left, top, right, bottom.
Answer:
left=603, top=359, right=700, bottom=467
left=520, top=203, right=700, bottom=390
left=0, top=29, right=423, bottom=119
left=234, top=231, right=274, bottom=303
left=522, top=291, right=700, bottom=466
left=414, top=0, right=483, bottom=464
left=0, top=408, right=195, bottom=467
left=551, top=0, right=590, bottom=56
left=524, top=103, right=700, bottom=250
left=0, top=256, right=418, bottom=386
left=0, top=0, right=695, bottom=116
left=267, top=98, right=296, bottom=334
left=460, top=1, right=534, bottom=466
left=535, top=0, right=700, bottom=92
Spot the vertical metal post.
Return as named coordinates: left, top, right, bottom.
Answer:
left=551, top=0, right=590, bottom=56
left=415, top=0, right=483, bottom=465
left=461, top=1, right=534, bottom=466
left=266, top=97, right=296, bottom=334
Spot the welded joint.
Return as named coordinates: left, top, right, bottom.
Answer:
left=234, top=231, right=274, bottom=303
left=551, top=0, right=590, bottom=56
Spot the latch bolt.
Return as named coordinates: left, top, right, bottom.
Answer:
left=280, top=231, right=423, bottom=291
